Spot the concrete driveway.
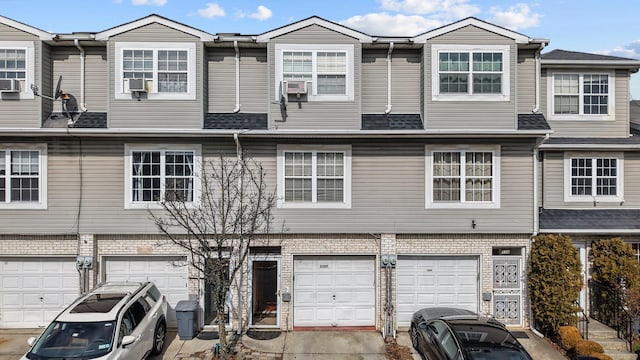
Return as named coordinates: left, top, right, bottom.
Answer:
left=0, top=328, right=41, bottom=360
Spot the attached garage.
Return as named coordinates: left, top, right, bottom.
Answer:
left=293, top=256, right=375, bottom=327
left=396, top=256, right=479, bottom=327
left=0, top=257, right=79, bottom=328
left=104, top=256, right=188, bottom=328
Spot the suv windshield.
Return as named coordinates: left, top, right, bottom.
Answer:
left=27, top=320, right=116, bottom=359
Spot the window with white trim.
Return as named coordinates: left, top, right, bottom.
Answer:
left=0, top=144, right=47, bottom=209
left=432, top=45, right=510, bottom=101
left=426, top=145, right=500, bottom=208
left=115, top=42, right=196, bottom=100
left=565, top=153, right=623, bottom=202
left=277, top=145, right=351, bottom=208
left=550, top=72, right=613, bottom=120
left=275, top=44, right=354, bottom=101
left=0, top=41, right=35, bottom=99
left=124, top=145, right=201, bottom=209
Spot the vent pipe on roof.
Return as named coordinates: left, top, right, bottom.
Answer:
left=74, top=39, right=87, bottom=112
left=384, top=42, right=394, bottom=114
left=233, top=41, right=241, bottom=113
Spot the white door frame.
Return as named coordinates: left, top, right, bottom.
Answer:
left=248, top=254, right=281, bottom=328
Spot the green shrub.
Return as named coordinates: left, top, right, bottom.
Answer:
left=528, top=234, right=583, bottom=337
left=575, top=339, right=604, bottom=355
left=558, top=325, right=581, bottom=351
left=591, top=237, right=640, bottom=288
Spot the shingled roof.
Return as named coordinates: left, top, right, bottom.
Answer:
left=539, top=209, right=640, bottom=232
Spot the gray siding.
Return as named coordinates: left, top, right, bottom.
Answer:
left=542, top=150, right=640, bottom=208
left=0, top=138, right=534, bottom=235
left=108, top=23, right=203, bottom=128
left=268, top=25, right=361, bottom=129
left=517, top=48, right=536, bottom=113
left=85, top=47, right=108, bottom=112
left=424, top=25, right=517, bottom=130
left=207, top=47, right=268, bottom=113
left=0, top=23, right=41, bottom=128
left=362, top=48, right=421, bottom=114
left=542, top=69, right=630, bottom=137
left=41, top=43, right=53, bottom=123
left=52, top=47, right=80, bottom=113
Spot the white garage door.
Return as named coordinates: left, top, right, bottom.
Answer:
left=0, top=257, right=78, bottom=328
left=396, top=256, right=479, bottom=327
left=105, top=256, right=188, bottom=328
left=294, top=256, right=375, bottom=327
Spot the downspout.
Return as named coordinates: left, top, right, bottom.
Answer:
left=233, top=132, right=243, bottom=335
left=532, top=133, right=549, bottom=237
left=74, top=39, right=87, bottom=112
left=384, top=42, right=394, bottom=114
left=532, top=43, right=546, bottom=113
left=232, top=41, right=241, bottom=113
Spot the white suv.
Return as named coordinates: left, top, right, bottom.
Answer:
left=22, top=281, right=168, bottom=360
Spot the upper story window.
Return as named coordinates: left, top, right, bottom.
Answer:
left=115, top=42, right=196, bottom=100
left=564, top=152, right=623, bottom=202
left=0, top=144, right=47, bottom=209
left=549, top=72, right=614, bottom=120
left=431, top=45, right=510, bottom=101
left=426, top=145, right=501, bottom=208
left=0, top=41, right=35, bottom=100
left=124, top=144, right=201, bottom=209
left=276, top=145, right=351, bottom=208
left=275, top=44, right=354, bottom=102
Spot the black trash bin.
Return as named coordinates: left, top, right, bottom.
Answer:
left=175, top=299, right=198, bottom=340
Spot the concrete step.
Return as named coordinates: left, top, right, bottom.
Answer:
left=595, top=338, right=631, bottom=352
left=603, top=350, right=637, bottom=360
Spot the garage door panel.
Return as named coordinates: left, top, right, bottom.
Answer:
left=397, top=256, right=479, bottom=327
left=294, top=256, right=375, bottom=327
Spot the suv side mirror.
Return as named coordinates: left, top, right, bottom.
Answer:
left=27, top=337, right=36, bottom=346
left=121, top=335, right=136, bottom=347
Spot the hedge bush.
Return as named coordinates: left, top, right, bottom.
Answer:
left=528, top=234, right=583, bottom=336
left=575, top=339, right=604, bottom=356
left=558, top=325, right=581, bottom=351
left=591, top=237, right=640, bottom=288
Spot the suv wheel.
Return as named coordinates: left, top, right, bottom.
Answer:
left=151, top=321, right=166, bottom=355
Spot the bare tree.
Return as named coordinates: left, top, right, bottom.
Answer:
left=150, top=154, right=276, bottom=358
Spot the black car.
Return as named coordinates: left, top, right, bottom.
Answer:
left=409, top=307, right=533, bottom=360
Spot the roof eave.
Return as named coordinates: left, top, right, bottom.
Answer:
left=256, top=16, right=373, bottom=43
left=95, top=14, right=215, bottom=41
left=412, top=17, right=532, bottom=44
left=0, top=15, right=52, bottom=40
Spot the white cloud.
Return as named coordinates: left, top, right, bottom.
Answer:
left=489, top=3, right=541, bottom=30
left=341, top=13, right=444, bottom=36
left=131, top=0, right=167, bottom=6
left=380, top=0, right=480, bottom=19
left=198, top=3, right=226, bottom=18
left=595, top=41, right=640, bottom=59
left=249, top=5, right=273, bottom=21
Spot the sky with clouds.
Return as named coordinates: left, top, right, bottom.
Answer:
left=1, top=0, right=639, bottom=97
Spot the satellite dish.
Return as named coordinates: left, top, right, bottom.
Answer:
left=54, top=75, right=62, bottom=100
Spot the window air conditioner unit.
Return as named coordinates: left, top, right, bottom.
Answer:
left=0, top=79, right=20, bottom=92
left=127, top=78, right=147, bottom=92
left=286, top=80, right=308, bottom=95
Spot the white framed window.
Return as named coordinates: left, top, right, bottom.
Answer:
left=0, top=143, right=47, bottom=209
left=564, top=152, right=623, bottom=202
left=426, top=145, right=501, bottom=208
left=275, top=44, right=354, bottom=102
left=276, top=145, right=351, bottom=208
left=115, top=42, right=196, bottom=100
left=124, top=144, right=201, bottom=209
left=549, top=72, right=614, bottom=120
left=431, top=45, right=510, bottom=101
left=0, top=41, right=35, bottom=100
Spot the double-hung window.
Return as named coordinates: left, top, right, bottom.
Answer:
left=115, top=42, right=196, bottom=100
left=432, top=45, right=510, bottom=101
left=276, top=44, right=354, bottom=101
left=277, top=145, right=351, bottom=208
left=564, top=153, right=623, bottom=202
left=0, top=144, right=47, bottom=209
left=550, top=72, right=613, bottom=120
left=426, top=145, right=500, bottom=208
left=125, top=145, right=201, bottom=209
left=0, top=41, right=35, bottom=99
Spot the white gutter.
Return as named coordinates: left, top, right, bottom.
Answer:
left=533, top=44, right=545, bottom=113
left=540, top=229, right=640, bottom=234
left=384, top=42, right=394, bottom=114
left=232, top=41, right=241, bottom=113
left=74, top=39, right=87, bottom=111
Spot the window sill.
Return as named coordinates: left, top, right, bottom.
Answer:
left=549, top=114, right=613, bottom=121
left=0, top=202, right=47, bottom=210
left=277, top=202, right=351, bottom=209
left=431, top=94, right=509, bottom=102
left=426, top=202, right=500, bottom=209
left=564, top=196, right=623, bottom=203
